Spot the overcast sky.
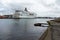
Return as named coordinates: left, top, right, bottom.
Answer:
left=0, top=0, right=60, bottom=17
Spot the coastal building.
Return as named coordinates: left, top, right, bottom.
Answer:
left=0, top=15, right=5, bottom=18
left=3, top=15, right=13, bottom=18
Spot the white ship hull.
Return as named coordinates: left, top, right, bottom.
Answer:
left=19, top=16, right=36, bottom=18
left=13, top=8, right=36, bottom=18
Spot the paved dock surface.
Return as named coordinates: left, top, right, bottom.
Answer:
left=51, top=26, right=60, bottom=40
left=48, top=21, right=60, bottom=40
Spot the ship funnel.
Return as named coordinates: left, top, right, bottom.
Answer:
left=24, top=8, right=28, bottom=12
left=15, top=10, right=20, bottom=12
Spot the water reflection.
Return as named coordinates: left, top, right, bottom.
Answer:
left=13, top=19, right=20, bottom=25
left=0, top=19, right=49, bottom=40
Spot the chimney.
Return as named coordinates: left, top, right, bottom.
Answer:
left=24, top=8, right=28, bottom=12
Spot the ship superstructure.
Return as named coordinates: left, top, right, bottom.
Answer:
left=13, top=8, right=36, bottom=18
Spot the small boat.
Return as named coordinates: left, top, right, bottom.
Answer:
left=34, top=23, right=48, bottom=27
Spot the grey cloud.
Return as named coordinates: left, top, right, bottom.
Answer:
left=4, top=1, right=34, bottom=11
left=0, top=0, right=60, bottom=17
left=56, top=0, right=60, bottom=5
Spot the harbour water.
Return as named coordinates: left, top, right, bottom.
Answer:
left=0, top=19, right=52, bottom=40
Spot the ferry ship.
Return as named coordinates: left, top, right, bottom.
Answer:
left=13, top=8, right=36, bottom=18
